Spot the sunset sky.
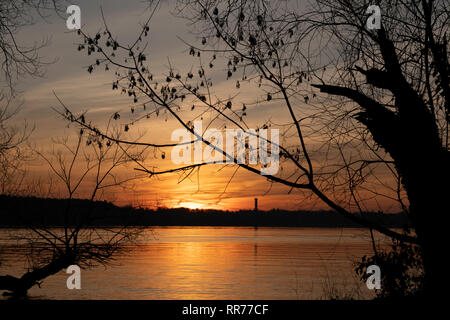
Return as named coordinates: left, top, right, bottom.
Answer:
left=9, top=0, right=402, bottom=212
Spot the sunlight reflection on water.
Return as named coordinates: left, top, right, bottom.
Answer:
left=0, top=227, right=389, bottom=300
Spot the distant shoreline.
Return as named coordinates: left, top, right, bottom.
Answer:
left=0, top=195, right=411, bottom=229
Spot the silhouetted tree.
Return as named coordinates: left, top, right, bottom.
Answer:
left=0, top=127, right=145, bottom=296
left=59, top=0, right=448, bottom=297
left=0, top=1, right=67, bottom=284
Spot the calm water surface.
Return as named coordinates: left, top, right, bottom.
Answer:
left=0, top=227, right=389, bottom=299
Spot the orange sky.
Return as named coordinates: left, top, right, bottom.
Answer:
left=9, top=0, right=405, bottom=213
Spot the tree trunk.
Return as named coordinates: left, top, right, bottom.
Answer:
left=0, top=256, right=73, bottom=296
left=400, top=150, right=448, bottom=297
left=314, top=76, right=448, bottom=297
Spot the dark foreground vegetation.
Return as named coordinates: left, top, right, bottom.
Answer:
left=0, top=195, right=410, bottom=228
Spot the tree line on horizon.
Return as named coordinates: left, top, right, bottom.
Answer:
left=0, top=194, right=411, bottom=228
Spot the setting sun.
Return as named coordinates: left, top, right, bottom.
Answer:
left=176, top=202, right=206, bottom=210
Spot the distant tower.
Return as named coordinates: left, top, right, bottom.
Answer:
left=254, top=198, right=258, bottom=212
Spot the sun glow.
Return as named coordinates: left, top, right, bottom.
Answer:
left=176, top=202, right=206, bottom=210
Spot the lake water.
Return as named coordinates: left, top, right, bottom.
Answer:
left=0, top=227, right=389, bottom=300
